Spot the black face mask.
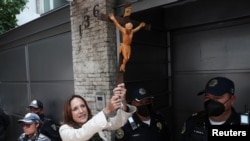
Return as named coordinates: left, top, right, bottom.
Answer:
left=136, top=104, right=152, bottom=117
left=204, top=98, right=231, bottom=117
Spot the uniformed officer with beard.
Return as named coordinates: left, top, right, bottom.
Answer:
left=115, top=87, right=171, bottom=141
left=180, top=77, right=249, bottom=141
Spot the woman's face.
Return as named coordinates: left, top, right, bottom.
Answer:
left=70, top=97, right=89, bottom=125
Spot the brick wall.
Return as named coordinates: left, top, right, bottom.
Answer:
left=70, top=0, right=117, bottom=115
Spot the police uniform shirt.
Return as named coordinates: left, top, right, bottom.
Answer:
left=39, top=114, right=62, bottom=141
left=181, top=107, right=241, bottom=141
left=0, top=108, right=9, bottom=141
left=115, top=112, right=170, bottom=141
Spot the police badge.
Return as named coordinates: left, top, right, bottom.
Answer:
left=115, top=128, right=124, bottom=139
left=51, top=124, right=57, bottom=131
left=156, top=122, right=162, bottom=130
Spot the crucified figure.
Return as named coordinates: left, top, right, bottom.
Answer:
left=109, top=13, right=145, bottom=72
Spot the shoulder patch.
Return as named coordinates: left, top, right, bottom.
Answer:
left=116, top=128, right=124, bottom=139
left=51, top=124, right=57, bottom=131
left=156, top=122, right=162, bottom=130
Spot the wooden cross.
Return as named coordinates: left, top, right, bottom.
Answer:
left=98, top=3, right=150, bottom=84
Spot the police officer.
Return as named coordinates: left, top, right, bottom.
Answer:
left=181, top=77, right=249, bottom=141
left=0, top=107, right=9, bottom=140
left=115, top=87, right=171, bottom=141
left=28, top=100, right=62, bottom=141
left=18, top=112, right=51, bottom=141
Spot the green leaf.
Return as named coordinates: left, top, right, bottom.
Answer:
left=0, top=0, right=28, bottom=34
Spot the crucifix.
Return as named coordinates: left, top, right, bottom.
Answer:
left=99, top=3, right=150, bottom=83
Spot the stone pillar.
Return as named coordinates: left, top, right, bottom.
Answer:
left=70, top=0, right=117, bottom=109
left=70, top=0, right=117, bottom=139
